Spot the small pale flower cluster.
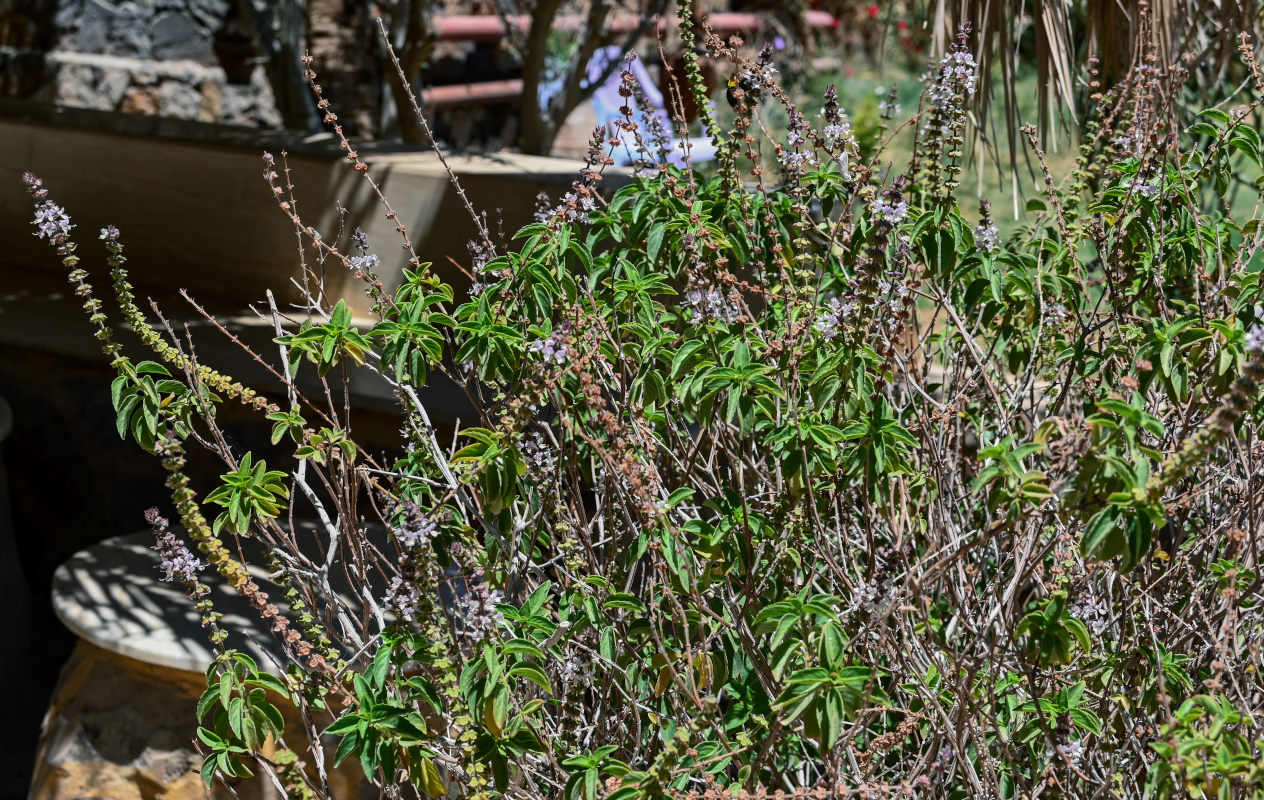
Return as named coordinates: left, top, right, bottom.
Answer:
left=814, top=297, right=856, bottom=341
left=929, top=49, right=978, bottom=110
left=395, top=502, right=438, bottom=548
left=877, top=279, right=911, bottom=315
left=819, top=86, right=856, bottom=176
left=154, top=436, right=181, bottom=458
left=778, top=107, right=816, bottom=174
left=387, top=578, right=423, bottom=622
left=872, top=195, right=909, bottom=226
left=1054, top=739, right=1084, bottom=767
left=468, top=239, right=497, bottom=296
left=147, top=508, right=204, bottom=583
left=684, top=284, right=741, bottom=324
left=1045, top=302, right=1069, bottom=321
left=468, top=238, right=492, bottom=273
left=521, top=430, right=558, bottom=478
left=530, top=331, right=570, bottom=365
left=877, top=279, right=909, bottom=299
left=1245, top=325, right=1264, bottom=354
left=820, top=121, right=854, bottom=150
left=847, top=577, right=893, bottom=615
left=349, top=254, right=380, bottom=272
left=99, top=225, right=120, bottom=242
left=553, top=190, right=597, bottom=224
left=737, top=66, right=771, bottom=87
left=261, top=152, right=278, bottom=185
left=1114, top=132, right=1145, bottom=159
left=557, top=652, right=593, bottom=685
left=778, top=149, right=818, bottom=170
left=975, top=222, right=1000, bottom=253
left=351, top=227, right=370, bottom=253
left=532, top=191, right=553, bottom=223
left=32, top=200, right=74, bottom=241
left=1131, top=178, right=1160, bottom=200
left=1071, top=594, right=1110, bottom=635
left=458, top=585, right=505, bottom=641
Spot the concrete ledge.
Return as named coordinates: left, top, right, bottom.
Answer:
left=1, top=102, right=631, bottom=317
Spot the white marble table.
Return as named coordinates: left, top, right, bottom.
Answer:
left=50, top=531, right=283, bottom=673
left=34, top=529, right=377, bottom=800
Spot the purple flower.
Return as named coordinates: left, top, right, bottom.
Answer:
left=351, top=227, right=370, bottom=253
left=821, top=122, right=853, bottom=148
left=533, top=191, right=553, bottom=223
left=530, top=331, right=570, bottom=365
left=32, top=200, right=73, bottom=240
left=457, top=585, right=505, bottom=641
left=684, top=284, right=741, bottom=325
left=468, top=239, right=492, bottom=273
left=779, top=149, right=818, bottom=171
left=349, top=254, right=380, bottom=272
left=1131, top=178, right=1160, bottom=200
left=814, top=297, right=855, bottom=340
left=872, top=196, right=909, bottom=226
left=387, top=578, right=422, bottom=622
left=395, top=502, right=438, bottom=548
left=1055, top=739, right=1084, bottom=767
left=521, top=430, right=558, bottom=477
left=148, top=508, right=204, bottom=583
left=975, top=222, right=999, bottom=253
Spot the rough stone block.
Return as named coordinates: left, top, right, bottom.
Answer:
left=156, top=77, right=202, bottom=117
left=152, top=11, right=213, bottom=63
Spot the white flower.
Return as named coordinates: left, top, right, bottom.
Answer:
left=32, top=201, right=73, bottom=240
left=1131, top=178, right=1160, bottom=200
left=530, top=332, right=570, bottom=364
left=872, top=196, right=909, bottom=226
left=975, top=222, right=1000, bottom=253
left=814, top=297, right=854, bottom=340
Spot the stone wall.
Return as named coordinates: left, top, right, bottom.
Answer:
left=1, top=0, right=280, bottom=127
left=1, top=0, right=531, bottom=144
left=30, top=0, right=282, bottom=127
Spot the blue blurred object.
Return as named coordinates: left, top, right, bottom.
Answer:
left=581, top=46, right=718, bottom=169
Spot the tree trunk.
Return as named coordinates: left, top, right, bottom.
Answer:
left=517, top=0, right=565, bottom=155
left=241, top=0, right=320, bottom=132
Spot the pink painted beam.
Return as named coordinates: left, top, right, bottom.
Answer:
left=433, top=11, right=838, bottom=42
left=420, top=79, right=524, bottom=109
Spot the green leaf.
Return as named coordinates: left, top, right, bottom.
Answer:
left=646, top=224, right=665, bottom=264
left=820, top=621, right=846, bottom=670
left=419, top=757, right=445, bottom=797
left=509, top=663, right=553, bottom=694
left=1081, top=507, right=1124, bottom=562
left=200, top=755, right=219, bottom=790
left=333, top=731, right=359, bottom=767
left=326, top=715, right=362, bottom=735
left=501, top=639, right=545, bottom=659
